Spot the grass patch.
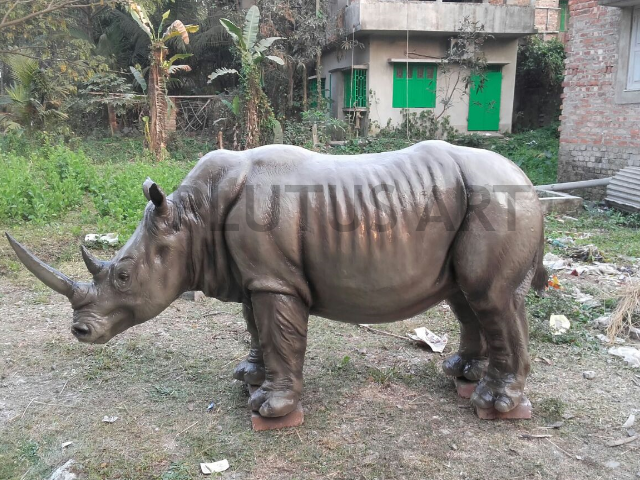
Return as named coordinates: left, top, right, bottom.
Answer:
left=546, top=205, right=640, bottom=258
left=0, top=134, right=195, bottom=240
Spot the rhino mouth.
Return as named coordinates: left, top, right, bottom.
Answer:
left=71, top=322, right=97, bottom=341
left=71, top=320, right=110, bottom=344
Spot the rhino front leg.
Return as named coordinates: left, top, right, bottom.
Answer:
left=248, top=292, right=308, bottom=418
left=233, top=302, right=266, bottom=386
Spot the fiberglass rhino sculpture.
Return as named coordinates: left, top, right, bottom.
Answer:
left=7, top=141, right=547, bottom=418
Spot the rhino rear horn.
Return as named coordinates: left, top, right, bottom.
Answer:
left=81, top=245, right=107, bottom=276
left=143, top=177, right=167, bottom=215
left=5, top=233, right=77, bottom=299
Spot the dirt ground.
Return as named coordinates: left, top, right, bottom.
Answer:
left=1, top=251, right=639, bottom=480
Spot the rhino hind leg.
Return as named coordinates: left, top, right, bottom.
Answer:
left=460, top=267, right=533, bottom=413
left=247, top=292, right=309, bottom=418
left=442, top=290, right=488, bottom=382
left=233, top=302, right=266, bottom=386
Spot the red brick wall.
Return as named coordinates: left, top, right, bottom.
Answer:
left=535, top=0, right=561, bottom=34
left=558, top=0, right=640, bottom=197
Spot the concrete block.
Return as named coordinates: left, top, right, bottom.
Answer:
left=251, top=403, right=304, bottom=431
left=474, top=396, right=532, bottom=420
left=247, top=384, right=304, bottom=431
left=453, top=377, right=478, bottom=399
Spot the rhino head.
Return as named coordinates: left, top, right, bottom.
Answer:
left=6, top=179, right=194, bottom=344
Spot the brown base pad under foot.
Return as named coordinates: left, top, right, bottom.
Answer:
left=474, top=396, right=532, bottom=420
left=453, top=377, right=477, bottom=399
left=246, top=384, right=305, bottom=431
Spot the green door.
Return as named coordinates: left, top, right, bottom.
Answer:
left=467, top=67, right=502, bottom=131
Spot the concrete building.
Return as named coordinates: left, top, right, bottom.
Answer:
left=535, top=0, right=570, bottom=41
left=558, top=0, right=640, bottom=198
left=318, top=0, right=537, bottom=134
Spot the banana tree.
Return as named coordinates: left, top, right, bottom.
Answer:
left=208, top=5, right=283, bottom=149
left=129, top=3, right=198, bottom=160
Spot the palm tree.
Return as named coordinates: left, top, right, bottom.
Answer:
left=0, top=53, right=68, bottom=132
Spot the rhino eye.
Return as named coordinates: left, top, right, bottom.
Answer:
left=118, top=271, right=129, bottom=281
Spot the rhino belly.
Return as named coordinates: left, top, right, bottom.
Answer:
left=302, top=219, right=459, bottom=324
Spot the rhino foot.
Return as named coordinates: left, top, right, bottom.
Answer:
left=442, top=353, right=488, bottom=382
left=249, top=386, right=299, bottom=417
left=470, top=366, right=525, bottom=413
left=233, top=359, right=266, bottom=386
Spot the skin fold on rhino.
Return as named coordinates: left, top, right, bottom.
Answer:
left=6, top=140, right=547, bottom=418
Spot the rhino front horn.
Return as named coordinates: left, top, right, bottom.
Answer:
left=5, top=233, right=77, bottom=299
left=81, top=245, right=107, bottom=276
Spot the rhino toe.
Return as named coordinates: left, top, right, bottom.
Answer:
left=442, top=353, right=488, bottom=381
left=470, top=368, right=524, bottom=413
left=248, top=386, right=299, bottom=417
left=233, top=359, right=265, bottom=386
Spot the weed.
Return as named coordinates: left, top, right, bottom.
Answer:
left=161, top=462, right=193, bottom=480
left=536, top=397, right=566, bottom=421
left=367, top=365, right=399, bottom=386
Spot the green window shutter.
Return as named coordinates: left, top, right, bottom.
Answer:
left=343, top=69, right=367, bottom=108
left=392, top=63, right=437, bottom=108
left=559, top=0, right=569, bottom=32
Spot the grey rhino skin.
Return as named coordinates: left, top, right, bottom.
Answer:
left=7, top=140, right=547, bottom=418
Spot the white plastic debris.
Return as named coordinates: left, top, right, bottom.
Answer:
left=549, top=315, right=570, bottom=335
left=608, top=346, right=640, bottom=369
left=84, top=233, right=119, bottom=246
left=84, top=234, right=99, bottom=244
left=591, top=315, right=611, bottom=329
left=622, top=413, right=636, bottom=429
left=200, top=459, right=230, bottom=474
left=596, top=334, right=625, bottom=345
left=61, top=441, right=74, bottom=448
left=408, top=327, right=448, bottom=353
left=100, top=233, right=119, bottom=245
left=102, top=415, right=118, bottom=423
left=543, top=253, right=566, bottom=270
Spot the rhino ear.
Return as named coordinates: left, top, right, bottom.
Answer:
left=143, top=178, right=167, bottom=214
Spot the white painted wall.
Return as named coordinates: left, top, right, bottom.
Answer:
left=321, top=35, right=519, bottom=134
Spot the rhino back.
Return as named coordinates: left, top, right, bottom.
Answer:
left=224, top=142, right=479, bottom=322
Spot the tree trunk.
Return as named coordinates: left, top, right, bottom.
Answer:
left=302, top=64, right=307, bottom=111
left=316, top=51, right=322, bottom=105
left=287, top=60, right=294, bottom=109
left=148, top=44, right=168, bottom=161
left=244, top=71, right=261, bottom=149
left=107, top=104, right=119, bottom=136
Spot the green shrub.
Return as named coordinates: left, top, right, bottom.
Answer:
left=0, top=144, right=92, bottom=222
left=0, top=133, right=193, bottom=238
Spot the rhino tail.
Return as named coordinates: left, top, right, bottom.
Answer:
left=531, top=232, right=548, bottom=294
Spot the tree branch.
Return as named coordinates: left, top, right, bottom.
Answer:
left=0, top=0, right=118, bottom=30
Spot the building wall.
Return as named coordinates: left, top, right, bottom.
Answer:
left=558, top=1, right=640, bottom=198
left=534, top=0, right=563, bottom=40
left=322, top=38, right=371, bottom=121
left=322, top=35, right=519, bottom=134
